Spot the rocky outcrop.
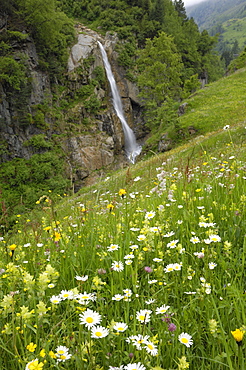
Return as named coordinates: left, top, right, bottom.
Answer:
left=0, top=24, right=145, bottom=191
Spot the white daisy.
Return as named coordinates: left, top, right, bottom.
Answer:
left=50, top=295, right=62, bottom=304
left=164, top=263, right=175, bottom=273
left=129, top=244, right=139, bottom=250
left=113, top=322, right=128, bottom=332
left=137, top=235, right=146, bottom=241
left=112, top=294, right=124, bottom=301
left=59, top=290, right=74, bottom=300
left=208, top=262, right=217, bottom=270
left=75, top=275, right=88, bottom=281
left=178, top=332, right=193, bottom=347
left=144, top=341, right=158, bottom=355
left=145, top=211, right=156, bottom=220
left=56, top=345, right=69, bottom=356
left=124, top=362, right=146, bottom=370
left=136, top=309, right=152, bottom=323
left=156, top=304, right=170, bottom=314
left=190, top=236, right=200, bottom=244
left=79, top=308, right=101, bottom=328
left=111, top=261, right=124, bottom=272
left=107, top=244, right=120, bottom=252
left=91, top=325, right=109, bottom=339
left=167, top=239, right=179, bottom=248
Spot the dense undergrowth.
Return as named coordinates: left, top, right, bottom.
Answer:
left=0, top=115, right=245, bottom=369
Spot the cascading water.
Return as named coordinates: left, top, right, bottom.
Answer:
left=98, top=41, right=141, bottom=164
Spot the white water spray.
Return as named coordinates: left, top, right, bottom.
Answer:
left=98, top=41, right=141, bottom=164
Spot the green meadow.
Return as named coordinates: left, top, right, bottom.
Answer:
left=0, top=69, right=246, bottom=370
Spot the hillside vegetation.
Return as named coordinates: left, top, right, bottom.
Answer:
left=0, top=64, right=245, bottom=369
left=187, top=0, right=246, bottom=65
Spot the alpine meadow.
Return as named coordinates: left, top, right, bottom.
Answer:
left=0, top=0, right=246, bottom=369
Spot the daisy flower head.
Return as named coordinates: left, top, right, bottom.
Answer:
left=76, top=291, right=96, bottom=305
left=124, top=362, right=146, bottom=370
left=150, top=226, right=160, bottom=233
left=208, top=262, right=217, bottom=270
left=156, top=304, right=170, bottom=314
left=55, top=345, right=69, bottom=356
left=190, top=236, right=200, bottom=244
left=145, top=298, right=156, bottom=305
left=112, top=294, right=124, bottom=301
left=111, top=261, right=124, bottom=272
left=163, top=231, right=175, bottom=237
left=59, top=290, right=74, bottom=300
left=79, top=308, right=101, bottom=328
left=144, top=340, right=158, bottom=356
left=108, top=244, right=120, bottom=252
left=50, top=295, right=62, bottom=304
left=209, top=234, right=221, bottom=243
left=91, top=325, right=109, bottom=339
left=164, top=263, right=175, bottom=273
left=113, top=322, right=128, bottom=332
left=56, top=352, right=72, bottom=362
left=136, top=309, right=152, bottom=323
left=145, top=211, right=156, bottom=220
left=127, top=334, right=150, bottom=349
left=178, top=332, right=193, bottom=347
left=167, top=239, right=179, bottom=249
left=75, top=275, right=88, bottom=281
left=137, top=234, right=146, bottom=241
left=129, top=244, right=139, bottom=250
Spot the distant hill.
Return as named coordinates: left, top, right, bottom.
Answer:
left=186, top=0, right=246, bottom=61
left=186, top=0, right=246, bottom=30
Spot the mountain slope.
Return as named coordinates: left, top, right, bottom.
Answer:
left=187, top=0, right=246, bottom=29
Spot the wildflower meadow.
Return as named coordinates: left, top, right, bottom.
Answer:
left=0, top=127, right=245, bottom=370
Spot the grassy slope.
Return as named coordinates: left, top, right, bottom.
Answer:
left=222, top=18, right=246, bottom=49
left=1, top=68, right=246, bottom=370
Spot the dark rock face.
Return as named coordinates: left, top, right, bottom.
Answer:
left=0, top=24, right=145, bottom=190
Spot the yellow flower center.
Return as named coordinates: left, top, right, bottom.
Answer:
left=95, top=331, right=102, bottom=337
left=181, top=338, right=189, bottom=344
left=86, top=317, right=94, bottom=323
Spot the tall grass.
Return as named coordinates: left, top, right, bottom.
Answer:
left=0, top=125, right=245, bottom=370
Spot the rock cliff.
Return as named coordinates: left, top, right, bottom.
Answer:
left=0, top=23, right=145, bottom=191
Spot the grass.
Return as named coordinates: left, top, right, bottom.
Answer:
left=222, top=18, right=246, bottom=49
left=0, top=70, right=246, bottom=370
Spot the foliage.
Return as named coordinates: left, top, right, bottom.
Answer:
left=24, top=135, right=53, bottom=149
left=15, top=0, right=75, bottom=76
left=137, top=32, right=183, bottom=129
left=0, top=150, right=69, bottom=230
left=0, top=116, right=245, bottom=369
left=227, top=47, right=246, bottom=73
left=0, top=56, right=26, bottom=90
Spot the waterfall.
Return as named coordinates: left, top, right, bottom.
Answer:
left=98, top=41, right=141, bottom=164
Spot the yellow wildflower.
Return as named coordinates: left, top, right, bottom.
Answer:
left=26, top=342, right=37, bottom=352
left=231, top=328, right=244, bottom=344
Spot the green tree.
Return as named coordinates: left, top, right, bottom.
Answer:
left=137, top=31, right=183, bottom=128
left=173, top=0, right=187, bottom=23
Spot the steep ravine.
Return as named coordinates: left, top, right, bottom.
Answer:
left=0, top=23, right=146, bottom=192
